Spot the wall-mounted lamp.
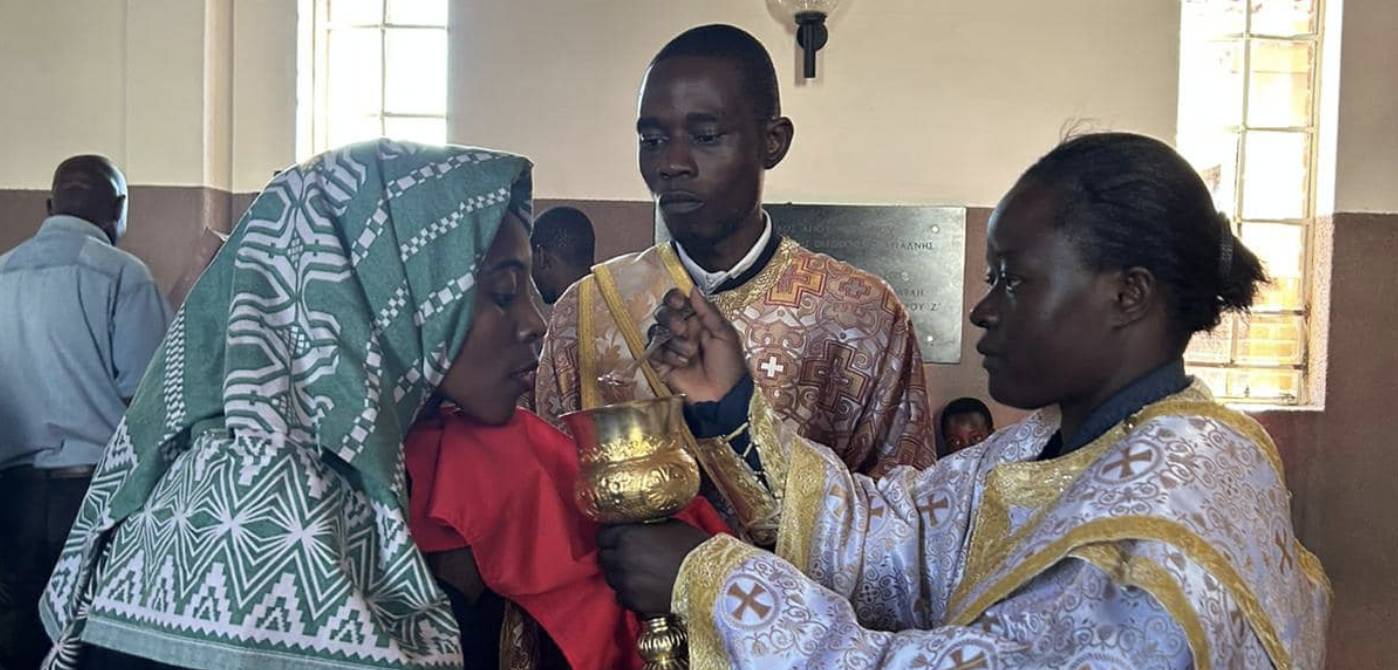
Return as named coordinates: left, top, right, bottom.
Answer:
left=775, top=0, right=842, bottom=78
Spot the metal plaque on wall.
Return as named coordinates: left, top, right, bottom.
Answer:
left=655, top=204, right=966, bottom=363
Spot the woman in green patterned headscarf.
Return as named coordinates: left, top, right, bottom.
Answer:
left=39, top=139, right=537, bottom=670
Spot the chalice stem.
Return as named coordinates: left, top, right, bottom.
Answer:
left=636, top=615, right=688, bottom=670
left=561, top=396, right=697, bottom=669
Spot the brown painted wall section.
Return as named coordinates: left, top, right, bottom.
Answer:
left=0, top=186, right=248, bottom=300
left=0, top=188, right=1392, bottom=667
left=1257, top=211, right=1398, bottom=670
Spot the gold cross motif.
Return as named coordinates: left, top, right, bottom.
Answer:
left=1274, top=531, right=1295, bottom=573
left=769, top=262, right=824, bottom=307
left=943, top=648, right=989, bottom=670
left=1102, top=446, right=1153, bottom=479
left=829, top=488, right=850, bottom=518
left=727, top=582, right=773, bottom=621
left=917, top=494, right=951, bottom=524
left=843, top=276, right=874, bottom=299
left=798, top=341, right=870, bottom=412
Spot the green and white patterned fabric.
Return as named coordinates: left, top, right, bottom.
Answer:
left=39, top=139, right=533, bottom=670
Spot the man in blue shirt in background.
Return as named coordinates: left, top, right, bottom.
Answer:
left=0, top=155, right=170, bottom=668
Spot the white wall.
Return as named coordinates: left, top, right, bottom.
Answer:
left=0, top=1, right=129, bottom=188
left=231, top=0, right=299, bottom=193
left=2, top=0, right=1384, bottom=211
left=125, top=0, right=210, bottom=186
left=205, top=0, right=234, bottom=192
left=0, top=0, right=211, bottom=187
left=448, top=0, right=1182, bottom=208
left=0, top=0, right=297, bottom=193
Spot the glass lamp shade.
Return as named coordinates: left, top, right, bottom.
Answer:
left=774, top=0, right=842, bottom=18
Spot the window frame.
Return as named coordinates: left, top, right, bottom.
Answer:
left=1178, top=0, right=1327, bottom=406
left=302, top=0, right=448, bottom=157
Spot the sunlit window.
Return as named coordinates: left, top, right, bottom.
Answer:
left=1177, top=0, right=1324, bottom=404
left=302, top=0, right=447, bottom=155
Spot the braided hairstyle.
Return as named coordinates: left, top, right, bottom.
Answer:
left=1020, top=132, right=1269, bottom=342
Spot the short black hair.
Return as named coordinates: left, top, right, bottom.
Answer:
left=651, top=24, right=781, bottom=120
left=940, top=397, right=993, bottom=435
left=1020, top=132, right=1268, bottom=338
left=531, top=206, right=596, bottom=267
left=51, top=155, right=123, bottom=205
left=49, top=155, right=125, bottom=230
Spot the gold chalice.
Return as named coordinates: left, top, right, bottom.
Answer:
left=562, top=396, right=700, bottom=670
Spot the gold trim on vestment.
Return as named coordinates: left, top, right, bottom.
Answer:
left=951, top=515, right=1299, bottom=670
left=656, top=238, right=800, bottom=320
left=672, top=534, right=762, bottom=670
left=747, top=390, right=790, bottom=503
left=951, top=381, right=1209, bottom=616
left=654, top=239, right=796, bottom=497
left=1170, top=400, right=1286, bottom=484
left=593, top=252, right=795, bottom=543
left=711, top=238, right=798, bottom=318
left=657, top=243, right=697, bottom=295
left=595, top=257, right=780, bottom=541
left=952, top=417, right=1128, bottom=616
left=686, top=392, right=791, bottom=547
left=593, top=264, right=669, bottom=398
left=690, top=434, right=783, bottom=547
left=775, top=437, right=830, bottom=575
left=1126, top=398, right=1331, bottom=599
left=578, top=275, right=600, bottom=410
left=1072, top=543, right=1213, bottom=670
left=946, top=382, right=1314, bottom=670
left=1107, top=396, right=1329, bottom=601
left=1140, top=400, right=1330, bottom=600
left=1298, top=545, right=1332, bottom=601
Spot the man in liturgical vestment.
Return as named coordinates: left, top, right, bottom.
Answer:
left=535, top=25, right=937, bottom=543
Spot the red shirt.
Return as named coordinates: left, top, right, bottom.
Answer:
left=404, top=408, right=729, bottom=670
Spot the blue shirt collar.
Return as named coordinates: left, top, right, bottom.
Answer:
left=41, top=215, right=112, bottom=245
left=1043, top=359, right=1191, bottom=459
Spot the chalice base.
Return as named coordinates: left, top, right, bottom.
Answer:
left=637, top=615, right=689, bottom=670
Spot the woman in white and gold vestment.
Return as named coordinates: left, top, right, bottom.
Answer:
left=596, top=132, right=1330, bottom=670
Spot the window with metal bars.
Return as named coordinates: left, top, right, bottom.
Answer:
left=304, top=0, right=447, bottom=155
left=1177, top=0, right=1324, bottom=404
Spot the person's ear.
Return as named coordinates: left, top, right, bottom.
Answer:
left=762, top=117, right=795, bottom=170
left=111, top=194, right=127, bottom=224
left=1111, top=266, right=1157, bottom=328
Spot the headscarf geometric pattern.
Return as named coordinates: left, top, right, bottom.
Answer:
left=39, top=139, right=532, bottom=669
